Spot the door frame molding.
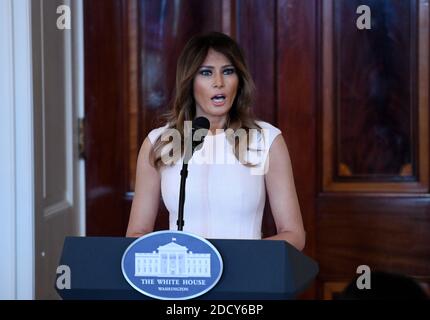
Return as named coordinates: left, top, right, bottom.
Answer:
left=0, top=0, right=35, bottom=299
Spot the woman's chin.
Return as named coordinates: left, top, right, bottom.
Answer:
left=205, top=105, right=231, bottom=117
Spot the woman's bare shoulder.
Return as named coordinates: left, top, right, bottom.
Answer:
left=147, top=124, right=170, bottom=145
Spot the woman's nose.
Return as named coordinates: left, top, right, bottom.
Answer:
left=212, top=72, right=224, bottom=88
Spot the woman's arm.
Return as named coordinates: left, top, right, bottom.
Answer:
left=126, top=137, right=161, bottom=237
left=264, top=135, right=306, bottom=251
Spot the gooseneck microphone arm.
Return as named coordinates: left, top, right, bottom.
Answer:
left=177, top=117, right=210, bottom=231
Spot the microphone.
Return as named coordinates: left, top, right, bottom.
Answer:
left=177, top=117, right=210, bottom=231
left=191, top=116, right=210, bottom=153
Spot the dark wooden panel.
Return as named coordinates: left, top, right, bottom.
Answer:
left=335, top=0, right=417, bottom=179
left=277, top=0, right=318, bottom=298
left=321, top=0, right=428, bottom=192
left=277, top=0, right=318, bottom=256
left=316, top=0, right=430, bottom=299
left=235, top=0, right=277, bottom=237
left=236, top=0, right=276, bottom=123
left=317, top=196, right=430, bottom=278
left=85, top=0, right=128, bottom=236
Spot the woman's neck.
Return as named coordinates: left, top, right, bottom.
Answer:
left=195, top=115, right=227, bottom=134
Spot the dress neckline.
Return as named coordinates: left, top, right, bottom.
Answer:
left=206, top=130, right=226, bottom=139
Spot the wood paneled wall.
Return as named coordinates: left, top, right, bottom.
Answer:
left=84, top=0, right=430, bottom=298
left=317, top=0, right=430, bottom=298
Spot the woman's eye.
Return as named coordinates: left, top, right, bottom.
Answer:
left=199, top=69, right=212, bottom=76
left=223, top=68, right=235, bottom=75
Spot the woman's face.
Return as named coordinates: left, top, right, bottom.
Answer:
left=193, top=48, right=239, bottom=122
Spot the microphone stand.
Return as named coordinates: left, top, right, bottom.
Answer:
left=177, top=130, right=194, bottom=231
left=177, top=162, right=188, bottom=231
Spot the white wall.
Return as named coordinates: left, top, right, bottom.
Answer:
left=0, top=0, right=35, bottom=299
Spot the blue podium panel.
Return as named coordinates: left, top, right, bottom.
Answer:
left=56, top=237, right=318, bottom=300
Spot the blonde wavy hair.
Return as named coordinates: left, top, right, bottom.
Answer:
left=151, top=31, right=262, bottom=168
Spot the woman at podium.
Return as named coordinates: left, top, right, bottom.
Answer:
left=126, top=32, right=306, bottom=251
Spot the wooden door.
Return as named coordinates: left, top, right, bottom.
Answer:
left=33, top=0, right=82, bottom=299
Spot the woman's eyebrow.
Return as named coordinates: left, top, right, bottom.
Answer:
left=199, top=64, right=234, bottom=69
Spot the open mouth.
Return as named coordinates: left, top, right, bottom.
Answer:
left=211, top=94, right=226, bottom=103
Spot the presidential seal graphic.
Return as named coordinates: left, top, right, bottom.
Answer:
left=121, top=231, right=223, bottom=300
